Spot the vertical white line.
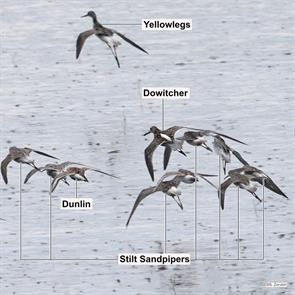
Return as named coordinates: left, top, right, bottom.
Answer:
left=194, top=147, right=198, bottom=259
left=218, top=156, right=221, bottom=260
left=49, top=178, right=52, bottom=260
left=161, top=98, right=166, bottom=253
left=237, top=187, right=240, bottom=260
left=19, top=164, right=22, bottom=260
left=75, top=180, right=78, bottom=198
left=262, top=178, right=265, bottom=260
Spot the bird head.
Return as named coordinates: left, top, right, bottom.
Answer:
left=82, top=11, right=96, bottom=19
left=143, top=126, right=159, bottom=136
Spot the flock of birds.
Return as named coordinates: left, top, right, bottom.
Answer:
left=125, top=125, right=288, bottom=226
left=1, top=147, right=118, bottom=194
left=1, top=11, right=288, bottom=229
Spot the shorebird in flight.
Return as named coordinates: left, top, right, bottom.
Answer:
left=144, top=125, right=246, bottom=181
left=228, top=165, right=288, bottom=199
left=126, top=169, right=217, bottom=226
left=76, top=10, right=149, bottom=67
left=213, top=135, right=248, bottom=174
left=50, top=165, right=118, bottom=193
left=219, top=165, right=288, bottom=209
left=1, top=147, right=59, bottom=184
left=24, top=161, right=82, bottom=185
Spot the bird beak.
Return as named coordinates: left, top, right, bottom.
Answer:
left=143, top=131, right=151, bottom=136
left=81, top=14, right=88, bottom=18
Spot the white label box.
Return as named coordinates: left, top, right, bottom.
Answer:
left=60, top=198, right=93, bottom=210
left=142, top=87, right=190, bottom=99
left=142, top=19, right=192, bottom=31
left=118, top=253, right=190, bottom=265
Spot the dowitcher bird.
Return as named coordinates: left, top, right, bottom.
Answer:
left=228, top=165, right=288, bottom=199
left=24, top=161, right=82, bottom=185
left=213, top=135, right=248, bottom=174
left=1, top=147, right=59, bottom=184
left=76, top=10, right=148, bottom=67
left=126, top=169, right=217, bottom=226
left=50, top=166, right=118, bottom=193
left=144, top=125, right=246, bottom=181
left=219, top=172, right=261, bottom=210
left=144, top=126, right=189, bottom=181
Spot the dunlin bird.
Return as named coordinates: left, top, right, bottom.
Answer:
left=76, top=10, right=148, bottom=67
left=24, top=161, right=82, bottom=185
left=213, top=135, right=248, bottom=174
left=1, top=147, right=59, bottom=184
left=50, top=166, right=118, bottom=193
left=177, top=131, right=213, bottom=152
left=219, top=172, right=261, bottom=210
left=126, top=169, right=217, bottom=226
left=228, top=165, right=288, bottom=199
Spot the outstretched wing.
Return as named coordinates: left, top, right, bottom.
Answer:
left=126, top=186, right=158, bottom=227
left=163, top=146, right=172, bottom=170
left=88, top=168, right=119, bottom=179
left=32, top=149, right=59, bottom=160
left=51, top=171, right=72, bottom=193
left=24, top=168, right=41, bottom=184
left=231, top=149, right=249, bottom=165
left=76, top=29, right=95, bottom=59
left=1, top=154, right=13, bottom=184
left=205, top=130, right=247, bottom=145
left=114, top=31, right=149, bottom=54
left=219, top=178, right=234, bottom=210
left=255, top=176, right=288, bottom=199
left=145, top=138, right=163, bottom=181
left=197, top=174, right=218, bottom=189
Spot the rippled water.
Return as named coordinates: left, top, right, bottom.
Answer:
left=1, top=0, right=294, bottom=294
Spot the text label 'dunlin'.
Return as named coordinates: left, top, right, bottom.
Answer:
left=60, top=198, right=93, bottom=210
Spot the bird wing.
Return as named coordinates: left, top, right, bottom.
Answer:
left=155, top=171, right=184, bottom=189
left=126, top=186, right=159, bottom=227
left=114, top=30, right=149, bottom=54
left=76, top=29, right=95, bottom=59
left=197, top=174, right=218, bottom=189
left=24, top=168, right=41, bottom=184
left=204, top=130, right=247, bottom=145
left=1, top=154, right=13, bottom=184
left=145, top=138, right=163, bottom=181
left=163, top=145, right=172, bottom=170
left=254, top=175, right=288, bottom=199
left=219, top=177, right=234, bottom=210
left=51, top=171, right=74, bottom=193
left=231, top=149, right=249, bottom=165
left=31, top=149, right=59, bottom=160
left=86, top=167, right=119, bottom=179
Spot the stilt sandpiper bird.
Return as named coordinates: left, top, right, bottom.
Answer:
left=1, top=147, right=59, bottom=184
left=76, top=10, right=149, bottom=67
left=219, top=165, right=288, bottom=209
left=144, top=125, right=246, bottom=181
left=126, top=169, right=217, bottom=226
left=228, top=165, right=288, bottom=199
left=213, top=135, right=248, bottom=174
left=24, top=161, right=82, bottom=185
left=50, top=165, right=119, bottom=193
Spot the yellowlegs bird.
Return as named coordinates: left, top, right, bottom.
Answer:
left=76, top=10, right=149, bottom=67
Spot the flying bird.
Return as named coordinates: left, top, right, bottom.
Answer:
left=24, top=161, right=82, bottom=185
left=126, top=169, right=217, bottom=226
left=50, top=166, right=118, bottom=193
left=213, top=135, right=248, bottom=174
left=76, top=10, right=149, bottom=67
left=1, top=147, right=59, bottom=184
